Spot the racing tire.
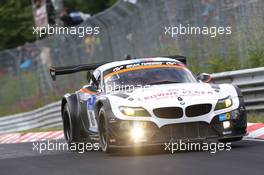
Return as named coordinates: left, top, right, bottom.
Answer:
left=98, top=107, right=113, bottom=153
left=218, top=137, right=243, bottom=143
left=62, top=103, right=81, bottom=144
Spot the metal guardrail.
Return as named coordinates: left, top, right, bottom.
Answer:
left=0, top=101, right=62, bottom=133
left=212, top=67, right=264, bottom=113
left=0, top=67, right=263, bottom=133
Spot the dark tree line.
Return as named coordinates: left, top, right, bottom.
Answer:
left=0, top=0, right=117, bottom=51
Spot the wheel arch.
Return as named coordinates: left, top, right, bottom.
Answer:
left=61, top=97, right=67, bottom=116
left=95, top=98, right=112, bottom=122
left=61, top=93, right=79, bottom=117
left=61, top=93, right=82, bottom=142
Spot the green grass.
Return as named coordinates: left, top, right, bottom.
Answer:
left=0, top=72, right=38, bottom=103
left=18, top=127, right=62, bottom=134
left=0, top=71, right=62, bottom=116
left=248, top=115, right=264, bottom=123
left=0, top=72, right=38, bottom=115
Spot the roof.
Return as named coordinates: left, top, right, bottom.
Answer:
left=96, top=57, right=182, bottom=73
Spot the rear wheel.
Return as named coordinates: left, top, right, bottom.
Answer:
left=62, top=103, right=81, bottom=143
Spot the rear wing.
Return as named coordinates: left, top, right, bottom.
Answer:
left=125, top=55, right=186, bottom=64
left=165, top=55, right=187, bottom=65
left=49, top=55, right=186, bottom=80
left=49, top=62, right=107, bottom=80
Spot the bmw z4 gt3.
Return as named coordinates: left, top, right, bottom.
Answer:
left=50, top=56, right=247, bottom=152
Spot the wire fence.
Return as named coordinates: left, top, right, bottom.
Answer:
left=0, top=0, right=263, bottom=116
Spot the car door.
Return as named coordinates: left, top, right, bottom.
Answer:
left=79, top=70, right=101, bottom=133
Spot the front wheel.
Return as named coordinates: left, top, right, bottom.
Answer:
left=98, top=107, right=113, bottom=153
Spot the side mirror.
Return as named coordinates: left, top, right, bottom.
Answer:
left=87, top=71, right=99, bottom=88
left=197, top=73, right=212, bottom=83
left=86, top=71, right=91, bottom=82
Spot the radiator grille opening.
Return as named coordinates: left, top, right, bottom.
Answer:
left=152, top=122, right=218, bottom=141
left=153, top=107, right=183, bottom=119
left=186, top=104, right=212, bottom=117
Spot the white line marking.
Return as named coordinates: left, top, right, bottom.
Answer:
left=243, top=137, right=264, bottom=142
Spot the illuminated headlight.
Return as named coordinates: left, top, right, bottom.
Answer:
left=223, top=121, right=231, bottom=129
left=119, top=106, right=150, bottom=117
left=130, top=123, right=145, bottom=142
left=215, top=97, right=233, bottom=111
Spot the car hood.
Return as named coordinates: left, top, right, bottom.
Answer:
left=109, top=83, right=237, bottom=107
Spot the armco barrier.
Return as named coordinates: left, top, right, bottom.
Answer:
left=0, top=101, right=62, bottom=133
left=0, top=67, right=263, bottom=133
left=212, top=67, right=264, bottom=114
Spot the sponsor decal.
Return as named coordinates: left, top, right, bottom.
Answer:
left=137, top=89, right=214, bottom=101
left=104, top=61, right=184, bottom=77
left=87, top=94, right=96, bottom=110
left=219, top=113, right=230, bottom=121
left=87, top=95, right=98, bottom=132
left=222, top=131, right=232, bottom=135
left=218, top=111, right=239, bottom=121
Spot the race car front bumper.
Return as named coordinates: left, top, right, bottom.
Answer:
left=106, top=107, right=247, bottom=147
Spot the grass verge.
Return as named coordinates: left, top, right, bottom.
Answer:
left=248, top=115, right=264, bottom=123
left=18, top=127, right=62, bottom=134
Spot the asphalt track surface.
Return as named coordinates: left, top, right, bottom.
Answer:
left=0, top=139, right=263, bottom=175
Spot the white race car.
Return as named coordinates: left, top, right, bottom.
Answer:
left=50, top=56, right=247, bottom=152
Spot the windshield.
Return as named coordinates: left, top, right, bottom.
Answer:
left=104, top=66, right=197, bottom=92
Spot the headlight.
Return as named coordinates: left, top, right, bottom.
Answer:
left=215, top=97, right=233, bottom=111
left=130, top=122, right=148, bottom=142
left=130, top=125, right=145, bottom=141
left=119, top=106, right=150, bottom=117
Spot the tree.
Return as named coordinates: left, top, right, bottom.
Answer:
left=0, top=0, right=117, bottom=51
left=0, top=0, right=35, bottom=51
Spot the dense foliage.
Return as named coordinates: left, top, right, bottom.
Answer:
left=0, top=0, right=34, bottom=51
left=0, top=0, right=117, bottom=51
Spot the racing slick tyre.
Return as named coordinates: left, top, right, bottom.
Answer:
left=98, top=107, right=114, bottom=153
left=62, top=103, right=81, bottom=144
left=218, top=137, right=243, bottom=143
